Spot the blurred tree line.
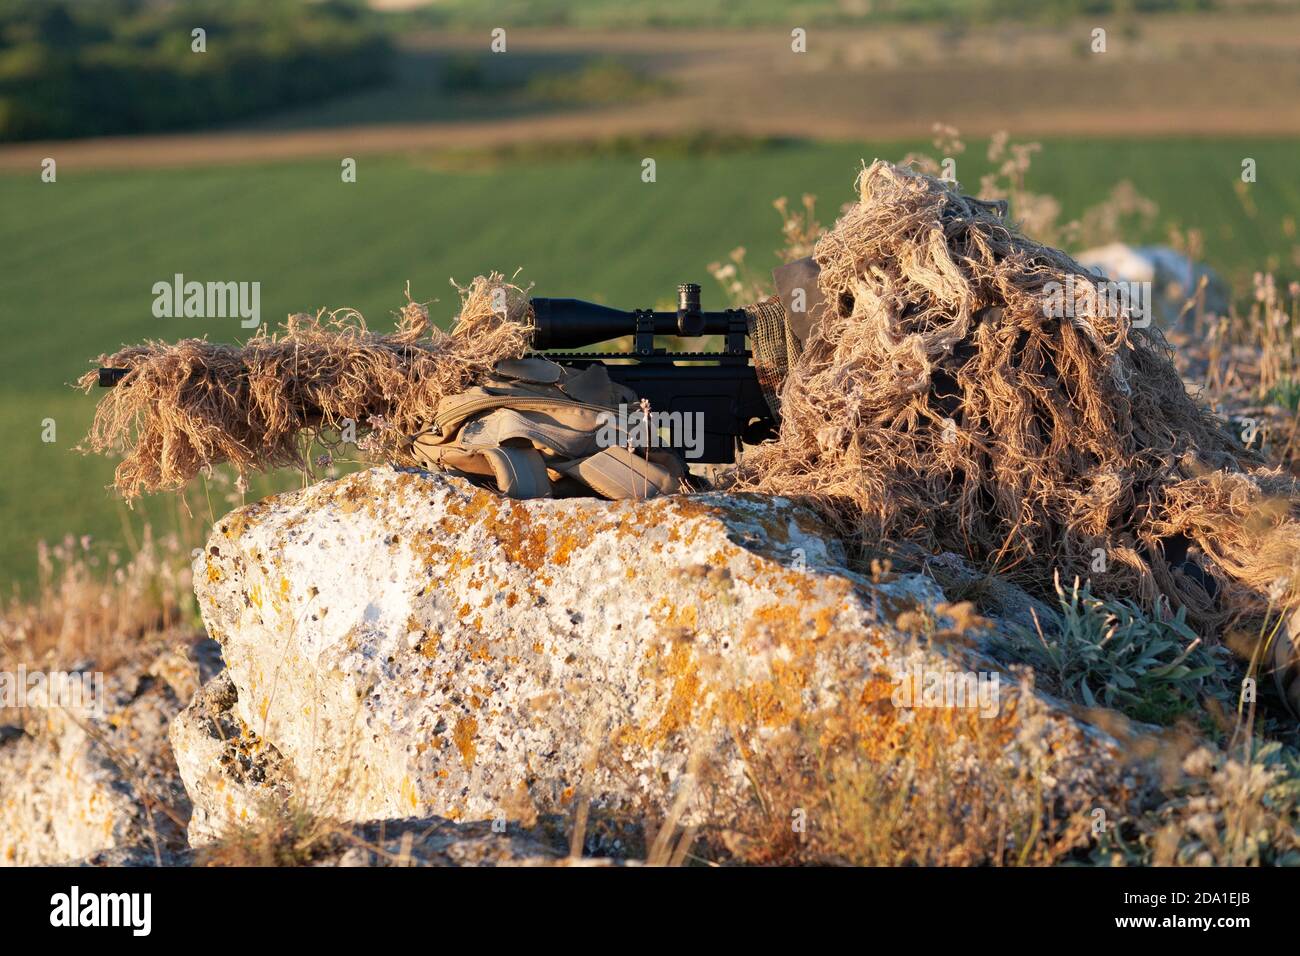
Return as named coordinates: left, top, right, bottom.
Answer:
left=399, top=0, right=1219, bottom=31
left=0, top=0, right=392, bottom=141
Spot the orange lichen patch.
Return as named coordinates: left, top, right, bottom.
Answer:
left=713, top=666, right=807, bottom=731
left=857, top=673, right=897, bottom=707
left=452, top=716, right=478, bottom=768
left=649, top=596, right=698, bottom=631
left=622, top=638, right=817, bottom=749
left=743, top=601, right=821, bottom=650
left=399, top=775, right=419, bottom=812
left=332, top=494, right=369, bottom=515
left=333, top=482, right=372, bottom=516
left=391, top=471, right=422, bottom=494
left=707, top=547, right=738, bottom=566
left=847, top=675, right=1022, bottom=762
left=606, top=495, right=712, bottom=544
left=220, top=506, right=266, bottom=541
left=442, top=489, right=550, bottom=572
left=550, top=533, right=582, bottom=566
left=206, top=562, right=223, bottom=584
left=664, top=497, right=722, bottom=523
left=776, top=566, right=822, bottom=604
left=505, top=592, right=519, bottom=608
left=813, top=607, right=836, bottom=638
left=491, top=503, right=548, bottom=568
left=635, top=640, right=701, bottom=747
left=444, top=490, right=742, bottom=574
left=443, top=487, right=498, bottom=520
left=407, top=526, right=477, bottom=582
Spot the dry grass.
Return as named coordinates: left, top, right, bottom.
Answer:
left=1143, top=742, right=1299, bottom=866
left=197, top=801, right=346, bottom=867
left=0, top=528, right=196, bottom=678
left=1188, top=272, right=1300, bottom=470
left=710, top=683, right=1097, bottom=866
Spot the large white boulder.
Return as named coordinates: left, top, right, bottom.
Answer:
left=181, top=467, right=1131, bottom=844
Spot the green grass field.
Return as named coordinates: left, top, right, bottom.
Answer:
left=2, top=136, right=1298, bottom=591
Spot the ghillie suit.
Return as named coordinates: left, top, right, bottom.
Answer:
left=78, top=275, right=531, bottom=500
left=733, top=161, right=1300, bottom=658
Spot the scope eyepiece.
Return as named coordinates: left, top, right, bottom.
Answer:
left=677, top=283, right=701, bottom=313
left=677, top=282, right=704, bottom=336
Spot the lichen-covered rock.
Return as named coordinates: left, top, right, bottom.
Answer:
left=0, top=643, right=197, bottom=866
left=172, top=664, right=636, bottom=861
left=171, top=674, right=575, bottom=863
left=169, top=670, right=294, bottom=845
left=184, top=467, right=1134, bottom=843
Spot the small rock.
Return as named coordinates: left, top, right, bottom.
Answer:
left=0, top=645, right=193, bottom=866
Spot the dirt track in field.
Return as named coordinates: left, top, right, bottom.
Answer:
left=5, top=13, right=1300, bottom=172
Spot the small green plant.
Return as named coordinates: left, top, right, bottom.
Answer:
left=1265, top=377, right=1300, bottom=412
left=991, top=574, right=1232, bottom=725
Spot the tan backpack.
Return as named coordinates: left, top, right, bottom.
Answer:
left=411, top=357, right=685, bottom=500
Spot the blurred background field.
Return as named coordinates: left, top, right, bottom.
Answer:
left=3, top=0, right=1300, bottom=591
